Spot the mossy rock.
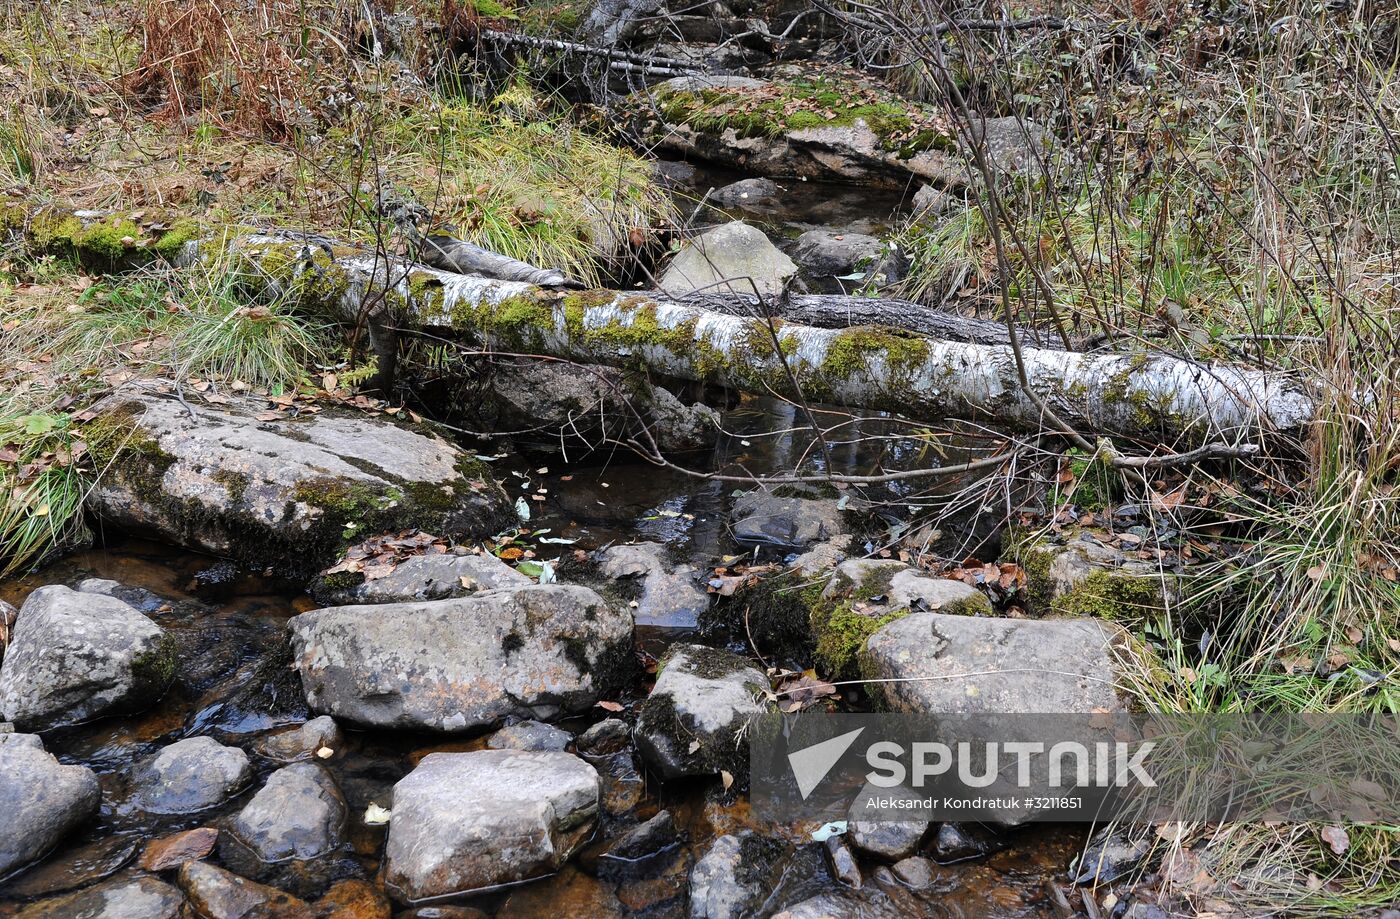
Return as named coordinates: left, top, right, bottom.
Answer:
left=83, top=386, right=514, bottom=577
left=1005, top=526, right=1171, bottom=622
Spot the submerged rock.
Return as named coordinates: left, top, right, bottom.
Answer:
left=0, top=734, right=101, bottom=878
left=176, top=860, right=310, bottom=919
left=660, top=220, right=797, bottom=298
left=731, top=490, right=846, bottom=549
left=602, top=810, right=681, bottom=864
left=689, top=833, right=764, bottom=919
left=635, top=644, right=769, bottom=780
left=862, top=612, right=1125, bottom=714
left=289, top=584, right=634, bottom=732
left=224, top=762, right=348, bottom=865
left=384, top=750, right=601, bottom=902
left=252, top=715, right=344, bottom=763
left=84, top=385, right=512, bottom=574
left=13, top=877, right=184, bottom=919
left=131, top=735, right=253, bottom=814
left=311, top=551, right=530, bottom=606
left=0, top=585, right=174, bottom=731
left=596, top=541, right=710, bottom=628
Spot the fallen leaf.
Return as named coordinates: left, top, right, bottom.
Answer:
left=139, top=827, right=218, bottom=871
left=364, top=803, right=392, bottom=826
left=595, top=700, right=624, bottom=712
left=721, top=770, right=734, bottom=790
left=1320, top=825, right=1349, bottom=855
left=688, top=740, right=701, bottom=754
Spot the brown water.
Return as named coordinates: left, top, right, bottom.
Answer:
left=0, top=396, right=1086, bottom=917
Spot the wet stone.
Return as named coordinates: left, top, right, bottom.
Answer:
left=384, top=750, right=601, bottom=902
left=577, top=717, right=631, bottom=755
left=635, top=644, right=769, bottom=780
left=0, top=733, right=101, bottom=878
left=824, top=835, right=863, bottom=889
left=3, top=836, right=138, bottom=899
left=486, top=719, right=572, bottom=752
left=13, top=877, right=184, bottom=919
left=138, top=827, right=220, bottom=872
left=891, top=855, right=936, bottom=889
left=731, top=491, right=847, bottom=549
left=313, top=878, right=391, bottom=918
left=710, top=177, right=782, bottom=208
left=932, top=822, right=1000, bottom=863
left=253, top=715, right=344, bottom=764
left=848, top=813, right=929, bottom=862
left=225, top=762, right=348, bottom=864
left=602, top=810, right=681, bottom=864
left=0, top=585, right=174, bottom=731
left=177, top=860, right=311, bottom=919
left=310, top=552, right=529, bottom=606
left=131, top=735, right=252, bottom=814
left=595, top=541, right=710, bottom=628
left=688, top=832, right=768, bottom=919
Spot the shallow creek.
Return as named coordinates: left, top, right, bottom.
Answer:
left=0, top=394, right=1085, bottom=917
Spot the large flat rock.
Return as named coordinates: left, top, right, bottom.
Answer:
left=862, top=612, right=1125, bottom=714
left=85, top=385, right=512, bottom=573
left=384, top=750, right=600, bottom=902
left=289, top=584, right=634, bottom=732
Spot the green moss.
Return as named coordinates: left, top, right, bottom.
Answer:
left=651, top=77, right=952, bottom=155
left=1053, top=569, right=1164, bottom=621
left=813, top=601, right=909, bottom=679
left=130, top=633, right=179, bottom=697
left=1005, top=526, right=1056, bottom=612
left=820, top=327, right=931, bottom=388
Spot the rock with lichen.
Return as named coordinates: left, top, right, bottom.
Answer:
left=660, top=220, right=796, bottom=298
left=289, top=584, right=634, bottom=732
left=83, top=383, right=514, bottom=576
left=0, top=585, right=175, bottom=731
left=635, top=644, right=770, bottom=780
left=1007, top=526, right=1174, bottom=620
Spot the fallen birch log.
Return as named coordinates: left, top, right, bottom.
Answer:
left=223, top=234, right=1315, bottom=447
left=1, top=204, right=1317, bottom=447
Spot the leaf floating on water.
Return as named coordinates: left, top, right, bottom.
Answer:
left=596, top=700, right=624, bottom=712
left=538, top=560, right=556, bottom=584
left=364, top=804, right=392, bottom=826
left=538, top=536, right=577, bottom=545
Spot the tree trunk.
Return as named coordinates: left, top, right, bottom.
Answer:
left=3, top=206, right=1316, bottom=447
left=226, top=235, right=1313, bottom=446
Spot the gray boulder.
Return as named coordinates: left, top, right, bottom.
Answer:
left=793, top=230, right=901, bottom=292
left=660, top=221, right=796, bottom=298
left=313, top=551, right=530, bottom=606
left=384, top=750, right=600, bottom=902
left=732, top=490, right=846, bottom=549
left=0, top=734, right=101, bottom=878
left=290, top=584, right=634, bottom=732
left=252, top=715, right=343, bottom=763
left=13, top=878, right=183, bottom=919
left=487, top=719, right=572, bottom=752
left=862, top=612, right=1126, bottom=714
left=635, top=644, right=769, bottom=779
left=597, top=541, right=710, bottom=628
left=710, top=177, right=782, bottom=209
left=225, top=762, right=347, bottom=864
left=0, top=585, right=174, bottom=731
left=824, top=558, right=991, bottom=615
left=85, top=385, right=512, bottom=574
left=848, top=813, right=928, bottom=862
left=132, top=736, right=252, bottom=814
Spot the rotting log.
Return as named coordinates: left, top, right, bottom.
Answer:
left=2, top=205, right=1317, bottom=446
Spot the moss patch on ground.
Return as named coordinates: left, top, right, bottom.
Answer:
left=653, top=72, right=954, bottom=158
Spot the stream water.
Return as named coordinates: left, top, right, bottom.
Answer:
left=0, top=395, right=1085, bottom=918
